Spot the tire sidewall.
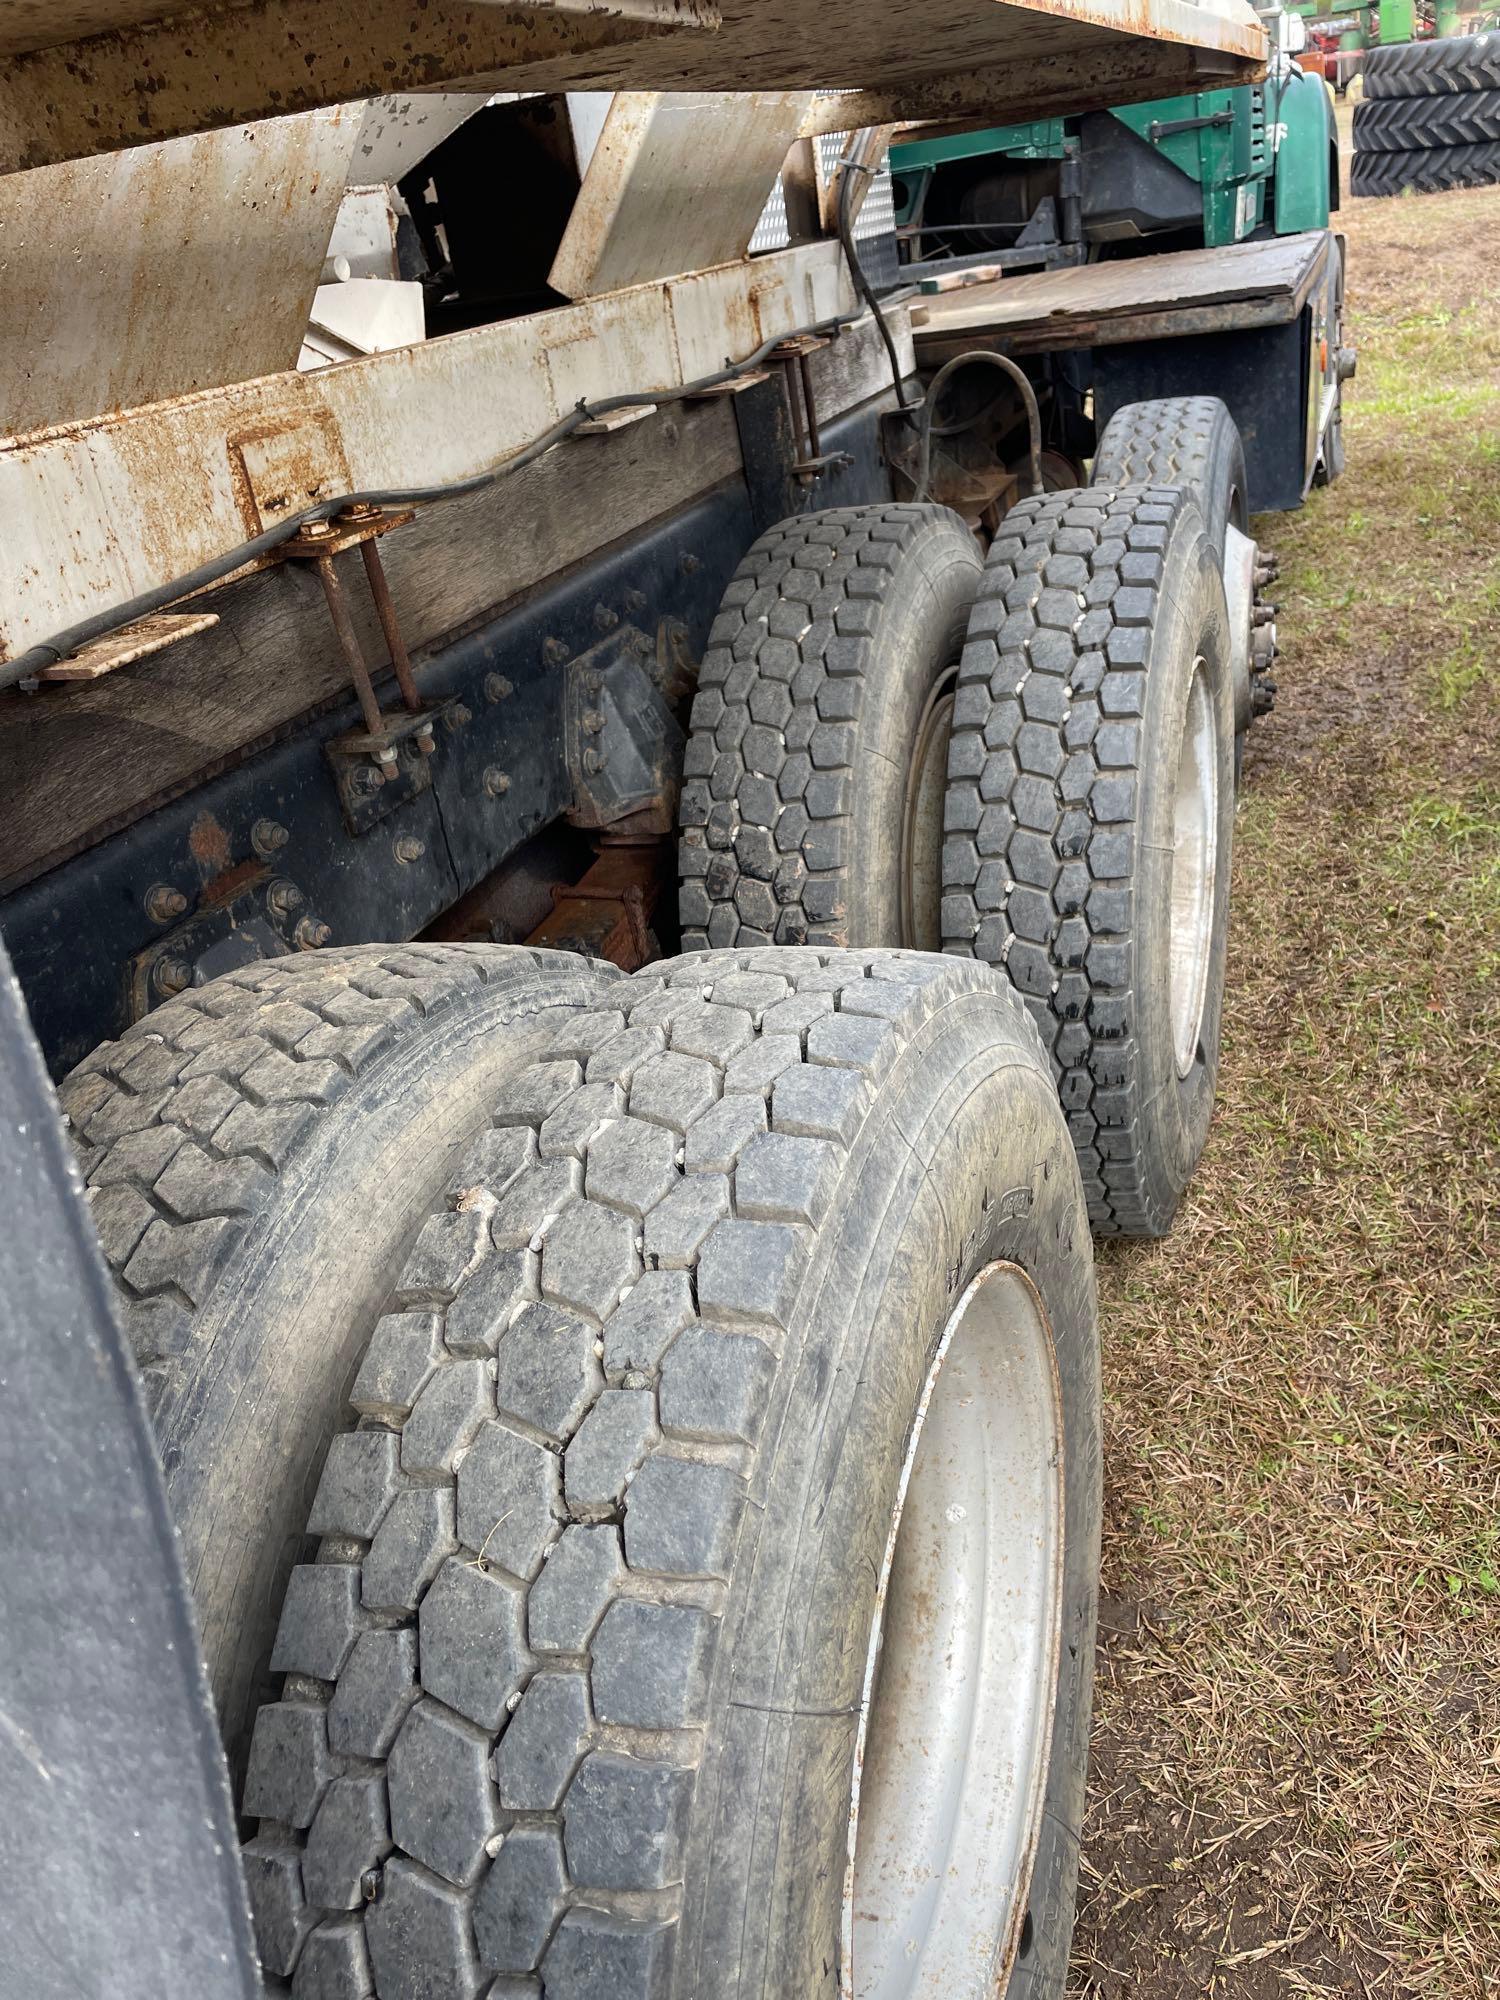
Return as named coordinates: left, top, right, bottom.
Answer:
left=679, top=995, right=1100, bottom=1999
left=847, top=527, right=982, bottom=945
left=1130, top=518, right=1236, bottom=1221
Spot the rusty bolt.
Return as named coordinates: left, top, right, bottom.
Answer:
left=154, top=958, right=192, bottom=997
left=251, top=818, right=290, bottom=858
left=415, top=727, right=436, bottom=757
left=583, top=749, right=607, bottom=776
left=483, top=767, right=511, bottom=798
left=145, top=884, right=188, bottom=924
left=267, top=878, right=304, bottom=918
left=484, top=673, right=514, bottom=704
left=338, top=501, right=380, bottom=523
left=680, top=551, right=701, bottom=576
left=542, top=636, right=569, bottom=668
left=582, top=709, right=606, bottom=735
left=295, top=917, right=332, bottom=950
left=394, top=836, right=426, bottom=864
left=446, top=704, right=473, bottom=733
left=299, top=517, right=334, bottom=540
left=623, top=588, right=647, bottom=616
left=593, top=603, right=619, bottom=633
left=375, top=746, right=398, bottom=774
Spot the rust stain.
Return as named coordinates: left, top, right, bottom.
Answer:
left=187, top=807, right=233, bottom=876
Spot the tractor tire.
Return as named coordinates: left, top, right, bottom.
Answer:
left=1354, top=86, right=1500, bottom=150
left=940, top=485, right=1235, bottom=1237
left=678, top=504, right=982, bottom=954
left=1089, top=396, right=1248, bottom=557
left=1362, top=29, right=1500, bottom=99
left=238, top=948, right=1101, bottom=2000
left=1350, top=138, right=1500, bottom=195
left=60, top=945, right=617, bottom=1781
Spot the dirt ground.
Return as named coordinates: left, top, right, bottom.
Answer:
left=1067, top=128, right=1500, bottom=1997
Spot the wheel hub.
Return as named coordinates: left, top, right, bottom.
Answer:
left=1168, top=658, right=1219, bottom=1077
left=846, top=1262, right=1066, bottom=2000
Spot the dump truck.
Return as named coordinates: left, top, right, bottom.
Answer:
left=0, top=3, right=1337, bottom=1995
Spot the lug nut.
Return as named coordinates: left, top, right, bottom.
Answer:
left=267, top=879, right=304, bottom=918
left=583, top=749, right=607, bottom=776
left=145, top=884, right=188, bottom=924
left=251, top=818, right=290, bottom=858
left=593, top=603, right=619, bottom=633
left=394, top=836, right=426, bottom=864
left=542, top=637, right=569, bottom=668
left=484, top=674, right=513, bottom=704
left=295, top=917, right=332, bottom=950
left=154, top=957, right=192, bottom=997
left=582, top=709, right=606, bottom=735
left=484, top=767, right=511, bottom=798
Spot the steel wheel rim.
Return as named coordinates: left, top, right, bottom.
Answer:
left=1169, top=658, right=1219, bottom=1078
left=900, top=667, right=957, bottom=951
left=845, top=1262, right=1066, bottom=2000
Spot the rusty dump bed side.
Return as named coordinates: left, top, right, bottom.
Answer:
left=909, top=234, right=1334, bottom=358
left=0, top=0, right=1265, bottom=174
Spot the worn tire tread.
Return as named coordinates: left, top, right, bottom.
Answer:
left=239, top=947, right=1057, bottom=1994
left=678, top=502, right=977, bottom=951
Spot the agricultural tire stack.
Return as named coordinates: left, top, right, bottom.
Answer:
left=1352, top=31, right=1500, bottom=196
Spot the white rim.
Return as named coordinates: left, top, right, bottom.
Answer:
left=1169, top=658, right=1219, bottom=1078
left=899, top=668, right=956, bottom=953
left=845, top=1262, right=1066, bottom=2000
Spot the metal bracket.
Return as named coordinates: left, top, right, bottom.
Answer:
left=128, top=871, right=332, bottom=1020
left=769, top=334, right=853, bottom=486
left=281, top=505, right=435, bottom=777
left=564, top=627, right=685, bottom=834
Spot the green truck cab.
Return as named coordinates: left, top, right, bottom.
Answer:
left=890, top=65, right=1338, bottom=257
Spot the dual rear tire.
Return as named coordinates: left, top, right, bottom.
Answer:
left=681, top=480, right=1237, bottom=1240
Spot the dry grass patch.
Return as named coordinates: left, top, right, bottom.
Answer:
left=1068, top=163, right=1500, bottom=1997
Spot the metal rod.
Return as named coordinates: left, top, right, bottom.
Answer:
left=359, top=536, right=422, bottom=714
left=797, top=350, right=823, bottom=461
left=314, top=554, right=385, bottom=741
left=781, top=354, right=809, bottom=462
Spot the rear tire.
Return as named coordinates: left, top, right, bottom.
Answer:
left=1090, top=397, right=1257, bottom=766
left=1353, top=86, right=1500, bottom=150
left=939, top=485, right=1235, bottom=1236
left=61, top=945, right=618, bottom=1780
left=678, top=504, right=981, bottom=952
left=1350, top=139, right=1500, bottom=195
left=239, top=948, right=1101, bottom=1999
left=1362, top=29, right=1500, bottom=98
left=1090, top=396, right=1248, bottom=556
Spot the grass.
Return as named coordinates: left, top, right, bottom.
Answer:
left=1068, top=140, right=1500, bottom=1999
